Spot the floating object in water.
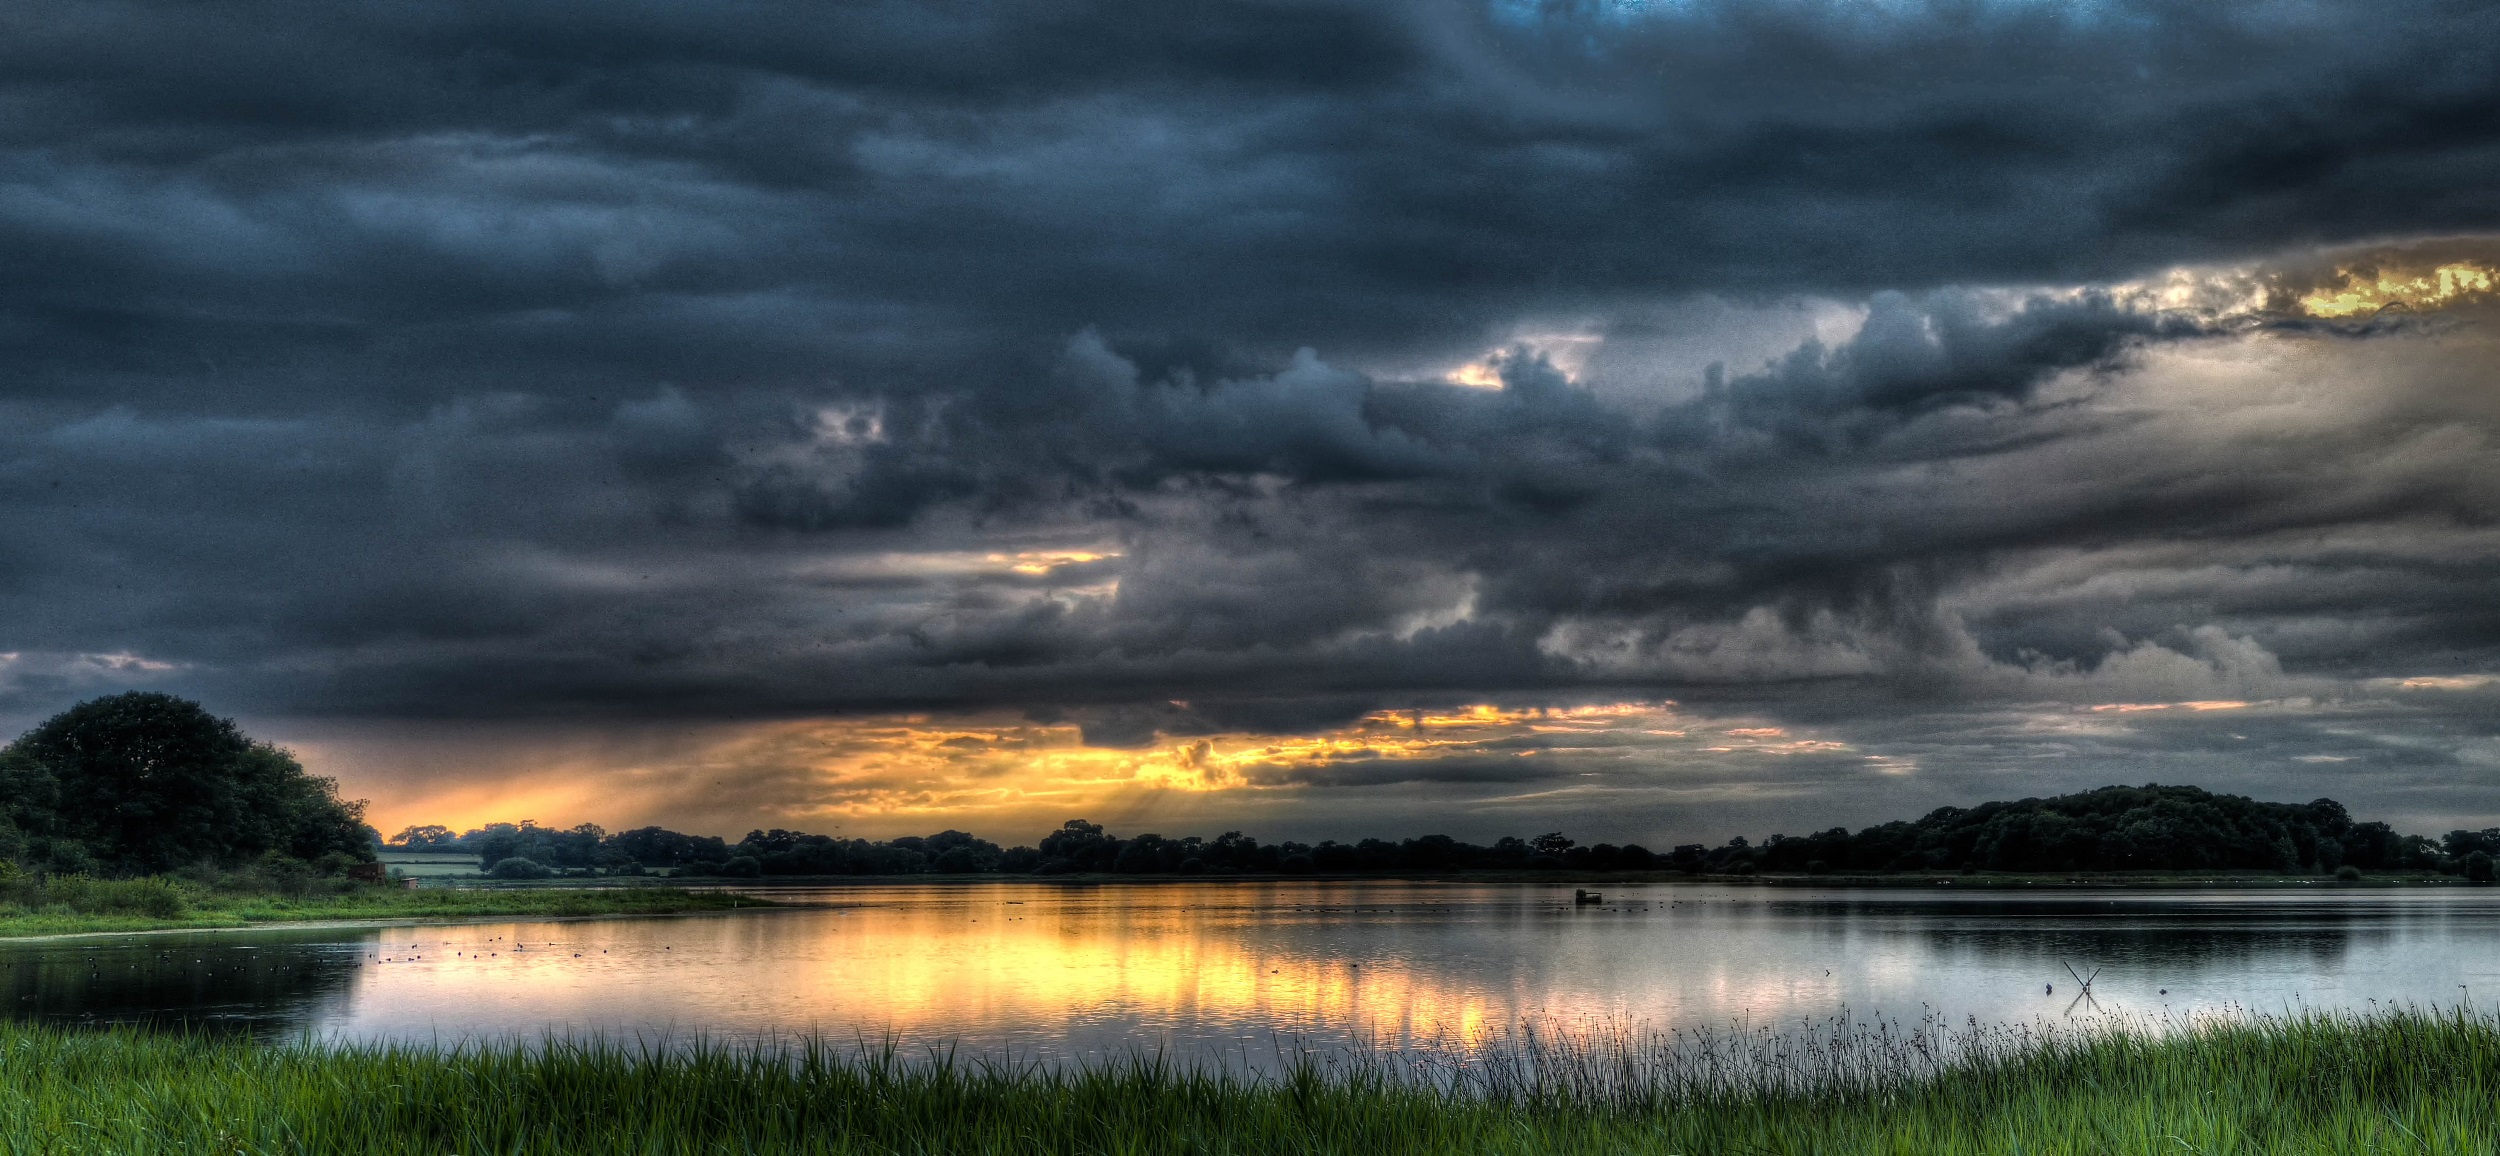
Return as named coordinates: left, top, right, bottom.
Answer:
left=2061, top=962, right=2103, bottom=1014
left=1573, top=889, right=1603, bottom=905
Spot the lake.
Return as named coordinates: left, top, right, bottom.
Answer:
left=11, top=882, right=2500, bottom=1066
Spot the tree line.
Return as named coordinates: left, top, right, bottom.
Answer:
left=391, top=784, right=2490, bottom=880
left=1695, top=784, right=2445, bottom=876
left=3, top=695, right=2481, bottom=883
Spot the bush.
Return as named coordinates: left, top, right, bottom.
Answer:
left=2336, top=864, right=2363, bottom=881
left=0, top=874, right=188, bottom=919
left=85, top=877, right=188, bottom=918
left=718, top=856, right=762, bottom=879
left=166, top=855, right=362, bottom=899
left=486, top=857, right=552, bottom=880
left=2466, top=851, right=2495, bottom=884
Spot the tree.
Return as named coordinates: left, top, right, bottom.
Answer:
left=389, top=824, right=457, bottom=849
left=2, top=693, right=375, bottom=875
left=605, top=826, right=729, bottom=869
left=1038, top=819, right=1118, bottom=871
left=486, top=856, right=552, bottom=880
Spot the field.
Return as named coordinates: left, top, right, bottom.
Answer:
left=0, top=875, right=760, bottom=939
left=0, top=1007, right=2490, bottom=1153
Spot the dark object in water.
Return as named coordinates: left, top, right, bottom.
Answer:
left=1574, top=889, right=1602, bottom=905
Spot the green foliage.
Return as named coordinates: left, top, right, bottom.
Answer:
left=0, top=693, right=375, bottom=875
left=485, top=856, right=552, bottom=880
left=174, top=851, right=372, bottom=900
left=0, top=1009, right=2492, bottom=1152
left=0, top=873, right=189, bottom=919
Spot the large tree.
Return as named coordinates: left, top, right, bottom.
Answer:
left=0, top=693, right=374, bottom=874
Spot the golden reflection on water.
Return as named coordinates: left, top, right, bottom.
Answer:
left=787, top=892, right=1502, bottom=1046
left=341, top=883, right=1538, bottom=1051
left=309, top=883, right=2500, bottom=1061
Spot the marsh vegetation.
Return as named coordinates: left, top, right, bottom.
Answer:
left=0, top=1007, right=2493, bottom=1153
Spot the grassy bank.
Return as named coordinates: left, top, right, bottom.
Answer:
left=0, top=875, right=762, bottom=938
left=0, top=1009, right=2492, bottom=1153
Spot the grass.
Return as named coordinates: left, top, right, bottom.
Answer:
left=0, top=1008, right=2491, bottom=1153
left=0, top=875, right=761, bottom=939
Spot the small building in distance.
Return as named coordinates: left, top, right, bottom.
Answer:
left=378, top=850, right=479, bottom=879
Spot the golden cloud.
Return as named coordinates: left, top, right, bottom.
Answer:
left=2299, top=261, right=2496, bottom=318
left=331, top=701, right=1873, bottom=840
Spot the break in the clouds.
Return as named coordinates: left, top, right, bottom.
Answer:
left=4, top=0, right=2498, bottom=842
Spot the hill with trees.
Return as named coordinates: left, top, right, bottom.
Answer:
left=1693, top=784, right=2442, bottom=875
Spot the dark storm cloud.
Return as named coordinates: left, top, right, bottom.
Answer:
left=3, top=0, right=2499, bottom=834
left=9, top=0, right=2500, bottom=374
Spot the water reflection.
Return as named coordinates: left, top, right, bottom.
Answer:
left=0, top=931, right=363, bottom=1033
left=4, top=883, right=2498, bottom=1063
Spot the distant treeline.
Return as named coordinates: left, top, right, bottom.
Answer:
left=1709, top=785, right=2444, bottom=875
left=393, top=784, right=2493, bottom=879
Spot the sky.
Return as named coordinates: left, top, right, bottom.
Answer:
left=3, top=0, right=2498, bottom=847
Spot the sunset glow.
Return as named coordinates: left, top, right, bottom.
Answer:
left=332, top=700, right=1881, bottom=840
left=2299, top=261, right=2498, bottom=318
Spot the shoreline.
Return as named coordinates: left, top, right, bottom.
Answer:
left=644, top=868, right=2470, bottom=890
left=8, top=869, right=2470, bottom=941
left=0, top=887, right=771, bottom=943
left=0, top=902, right=795, bottom=945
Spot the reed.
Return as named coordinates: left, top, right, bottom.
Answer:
left=0, top=1006, right=2490, bottom=1153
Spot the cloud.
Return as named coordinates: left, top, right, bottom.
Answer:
left=1, top=0, right=2498, bottom=835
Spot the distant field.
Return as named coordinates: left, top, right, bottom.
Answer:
left=377, top=851, right=480, bottom=878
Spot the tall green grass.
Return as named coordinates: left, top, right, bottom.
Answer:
left=0, top=874, right=188, bottom=920
left=0, top=1007, right=2493, bottom=1153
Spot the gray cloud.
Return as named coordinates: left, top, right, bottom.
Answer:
left=3, top=0, right=2498, bottom=836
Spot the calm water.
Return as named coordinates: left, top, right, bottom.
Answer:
left=10, top=882, right=2500, bottom=1064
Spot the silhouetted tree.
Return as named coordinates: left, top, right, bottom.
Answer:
left=0, top=693, right=373, bottom=875
left=387, top=825, right=457, bottom=849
